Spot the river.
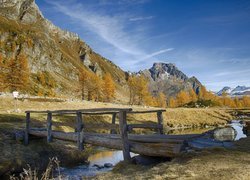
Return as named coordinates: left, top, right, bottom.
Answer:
left=58, top=120, right=248, bottom=179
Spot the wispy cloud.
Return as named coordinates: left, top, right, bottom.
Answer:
left=44, top=0, right=170, bottom=71
left=45, top=0, right=144, bottom=56
left=213, top=69, right=250, bottom=77
left=129, top=16, right=154, bottom=21
left=99, top=0, right=151, bottom=5
left=141, top=48, right=174, bottom=60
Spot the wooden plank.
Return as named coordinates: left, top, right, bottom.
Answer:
left=25, top=108, right=132, bottom=114
left=47, top=112, right=52, bottom=143
left=127, top=124, right=163, bottom=131
left=128, top=109, right=166, bottom=114
left=119, top=111, right=131, bottom=161
left=76, top=111, right=84, bottom=151
left=24, top=112, right=30, bottom=145
left=28, top=130, right=182, bottom=157
left=157, top=111, right=164, bottom=134
left=110, top=113, right=117, bottom=134
left=29, top=129, right=201, bottom=142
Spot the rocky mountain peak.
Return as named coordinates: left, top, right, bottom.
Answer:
left=0, top=0, right=41, bottom=23
left=149, top=62, right=188, bottom=81
left=217, top=86, right=250, bottom=96
left=0, top=0, right=80, bottom=41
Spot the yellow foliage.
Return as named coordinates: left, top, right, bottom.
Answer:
left=156, top=92, right=167, bottom=108
left=189, top=89, right=198, bottom=102
left=103, top=73, right=116, bottom=102
left=169, top=97, right=177, bottom=108
left=176, top=90, right=190, bottom=106
left=4, top=54, right=30, bottom=92
left=127, top=75, right=151, bottom=105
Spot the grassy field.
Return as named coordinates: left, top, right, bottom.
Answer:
left=0, top=96, right=234, bottom=129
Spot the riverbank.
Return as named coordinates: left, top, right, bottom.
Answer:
left=94, top=136, right=250, bottom=180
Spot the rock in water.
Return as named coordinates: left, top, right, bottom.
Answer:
left=213, top=127, right=237, bottom=141
left=104, top=163, right=113, bottom=168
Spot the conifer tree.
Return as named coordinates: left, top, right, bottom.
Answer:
left=176, top=90, right=190, bottom=106
left=0, top=54, right=6, bottom=91
left=156, top=92, right=167, bottom=108
left=189, top=89, right=198, bottom=102
left=103, top=73, right=115, bottom=102
left=169, top=97, right=177, bottom=108
left=6, top=54, right=30, bottom=92
left=128, top=76, right=137, bottom=105
left=79, top=69, right=89, bottom=100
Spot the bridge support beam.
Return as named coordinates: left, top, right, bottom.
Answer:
left=119, top=110, right=131, bottom=161
left=24, top=112, right=30, bottom=145
left=47, top=112, right=52, bottom=143
left=77, top=111, right=84, bottom=151
left=110, top=113, right=117, bottom=134
left=157, top=111, right=164, bottom=134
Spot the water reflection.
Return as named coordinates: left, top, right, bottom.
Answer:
left=60, top=150, right=136, bottom=179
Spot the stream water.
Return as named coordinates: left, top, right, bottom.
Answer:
left=59, top=120, right=248, bottom=179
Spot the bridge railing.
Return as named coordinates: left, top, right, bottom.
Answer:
left=24, top=108, right=165, bottom=161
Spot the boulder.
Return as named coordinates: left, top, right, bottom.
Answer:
left=213, top=127, right=237, bottom=141
left=104, top=163, right=113, bottom=168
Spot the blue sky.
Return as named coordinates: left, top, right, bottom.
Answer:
left=36, top=0, right=250, bottom=91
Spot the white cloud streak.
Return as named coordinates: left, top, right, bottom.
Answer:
left=45, top=0, right=144, bottom=56
left=129, top=16, right=154, bottom=21
left=44, top=0, right=173, bottom=71
left=141, top=48, right=174, bottom=60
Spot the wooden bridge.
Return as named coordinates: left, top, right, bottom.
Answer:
left=24, top=108, right=198, bottom=161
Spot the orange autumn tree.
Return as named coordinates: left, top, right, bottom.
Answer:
left=156, top=92, right=167, bottom=108
left=127, top=75, right=153, bottom=105
left=78, top=69, right=90, bottom=100
left=5, top=54, right=30, bottom=92
left=189, top=89, right=198, bottom=102
left=128, top=75, right=137, bottom=105
left=136, top=76, right=149, bottom=105
left=169, top=97, right=177, bottom=108
left=103, top=73, right=116, bottom=102
left=0, top=53, right=6, bottom=91
left=87, top=73, right=103, bottom=101
left=176, top=90, right=190, bottom=106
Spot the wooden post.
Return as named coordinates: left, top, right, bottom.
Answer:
left=110, top=113, right=117, bottom=134
left=119, top=110, right=131, bottom=161
left=157, top=111, right=164, bottom=134
left=76, top=111, right=84, bottom=151
left=47, top=112, right=53, bottom=143
left=24, top=112, right=30, bottom=145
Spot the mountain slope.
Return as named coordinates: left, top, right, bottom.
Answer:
left=0, top=0, right=128, bottom=100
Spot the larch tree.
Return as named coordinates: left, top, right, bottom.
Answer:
left=128, top=76, right=137, bottom=105
left=78, top=69, right=90, bottom=100
left=156, top=92, right=167, bottom=108
left=136, top=76, right=149, bottom=105
left=6, top=54, right=30, bottom=92
left=103, top=73, right=115, bottom=102
left=189, top=89, right=198, bottom=102
left=0, top=53, right=6, bottom=91
left=169, top=97, right=177, bottom=108
left=87, top=73, right=103, bottom=101
left=176, top=90, right=190, bottom=106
